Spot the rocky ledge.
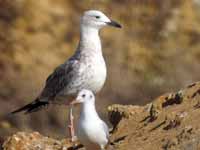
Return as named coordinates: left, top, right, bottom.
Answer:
left=3, top=82, right=200, bottom=150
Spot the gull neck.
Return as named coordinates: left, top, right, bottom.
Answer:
left=80, top=100, right=99, bottom=120
left=77, top=25, right=102, bottom=54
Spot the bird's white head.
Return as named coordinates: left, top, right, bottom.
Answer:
left=71, top=89, right=95, bottom=105
left=81, top=10, right=122, bottom=30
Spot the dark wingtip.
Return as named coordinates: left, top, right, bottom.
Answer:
left=11, top=103, right=32, bottom=114
left=11, top=99, right=49, bottom=114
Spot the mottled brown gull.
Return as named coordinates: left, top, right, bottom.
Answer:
left=11, top=10, right=121, bottom=141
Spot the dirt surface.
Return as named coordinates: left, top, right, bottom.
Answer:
left=2, top=82, right=200, bottom=150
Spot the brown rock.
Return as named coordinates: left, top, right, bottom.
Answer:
left=107, top=82, right=200, bottom=150
left=2, top=132, right=71, bottom=150
left=3, top=82, right=200, bottom=150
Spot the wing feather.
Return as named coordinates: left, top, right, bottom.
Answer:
left=40, top=59, right=79, bottom=99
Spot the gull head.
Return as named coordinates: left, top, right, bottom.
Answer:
left=71, top=89, right=95, bottom=105
left=81, top=10, right=122, bottom=29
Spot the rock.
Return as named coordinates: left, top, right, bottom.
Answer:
left=108, top=104, right=143, bottom=131
left=2, top=132, right=71, bottom=150
left=3, top=82, right=200, bottom=150
left=107, top=82, right=200, bottom=150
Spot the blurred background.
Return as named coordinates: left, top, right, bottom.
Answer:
left=1, top=0, right=200, bottom=143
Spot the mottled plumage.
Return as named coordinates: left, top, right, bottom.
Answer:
left=11, top=9, right=121, bottom=142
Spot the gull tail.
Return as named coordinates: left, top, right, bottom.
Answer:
left=11, top=98, right=49, bottom=114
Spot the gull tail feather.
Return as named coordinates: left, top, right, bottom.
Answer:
left=11, top=98, right=49, bottom=114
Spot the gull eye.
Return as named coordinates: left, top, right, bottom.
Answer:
left=82, top=94, right=86, bottom=98
left=95, top=16, right=100, bottom=19
left=90, top=95, right=93, bottom=99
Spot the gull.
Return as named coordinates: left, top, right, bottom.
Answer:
left=11, top=10, right=121, bottom=141
left=71, top=89, right=109, bottom=150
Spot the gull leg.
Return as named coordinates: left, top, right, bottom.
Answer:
left=100, top=145, right=105, bottom=150
left=68, top=105, right=77, bottom=142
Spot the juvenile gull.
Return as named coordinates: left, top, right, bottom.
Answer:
left=71, top=89, right=109, bottom=150
left=11, top=10, right=121, bottom=141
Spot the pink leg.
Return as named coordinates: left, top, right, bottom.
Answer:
left=68, top=105, right=76, bottom=142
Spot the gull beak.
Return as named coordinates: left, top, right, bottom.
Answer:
left=70, top=97, right=82, bottom=105
left=107, top=20, right=122, bottom=28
